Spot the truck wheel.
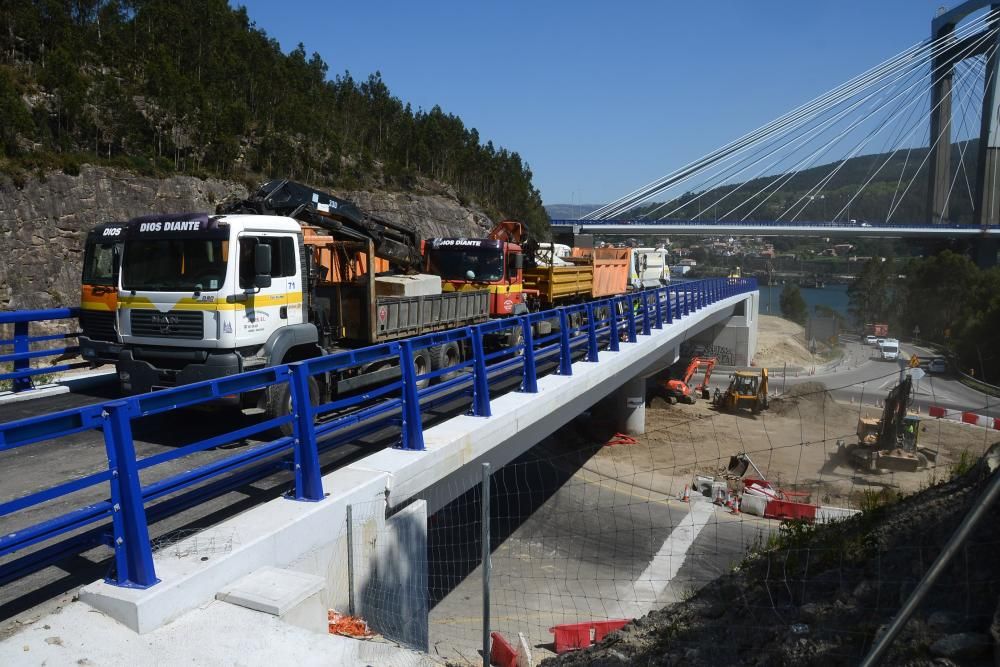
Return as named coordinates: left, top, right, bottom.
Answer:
left=412, top=349, right=431, bottom=389
left=429, top=343, right=462, bottom=382
left=266, top=375, right=319, bottom=438
left=506, top=326, right=524, bottom=355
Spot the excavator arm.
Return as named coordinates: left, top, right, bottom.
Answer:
left=219, top=179, right=423, bottom=271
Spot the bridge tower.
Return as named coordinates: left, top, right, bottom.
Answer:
left=928, top=1, right=1000, bottom=265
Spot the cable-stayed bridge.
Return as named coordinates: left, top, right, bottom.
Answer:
left=572, top=0, right=1000, bottom=265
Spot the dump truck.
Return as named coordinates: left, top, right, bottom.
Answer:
left=425, top=222, right=631, bottom=316
left=113, top=180, right=491, bottom=423
left=713, top=369, right=769, bottom=414
left=78, top=222, right=125, bottom=365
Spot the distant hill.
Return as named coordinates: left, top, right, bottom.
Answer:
left=626, top=141, right=978, bottom=224
left=544, top=204, right=605, bottom=219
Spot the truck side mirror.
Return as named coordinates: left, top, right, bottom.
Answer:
left=254, top=243, right=272, bottom=289
left=512, top=253, right=524, bottom=270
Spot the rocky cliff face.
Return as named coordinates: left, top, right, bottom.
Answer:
left=0, top=167, right=492, bottom=311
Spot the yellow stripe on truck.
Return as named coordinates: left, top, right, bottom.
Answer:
left=119, top=292, right=303, bottom=311
left=442, top=283, right=522, bottom=294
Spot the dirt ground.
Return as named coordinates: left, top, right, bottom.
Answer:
left=541, top=385, right=1000, bottom=667
left=632, top=382, right=997, bottom=508
left=754, top=315, right=822, bottom=367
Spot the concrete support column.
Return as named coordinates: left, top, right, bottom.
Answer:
left=617, top=376, right=646, bottom=436
left=976, top=22, right=1000, bottom=231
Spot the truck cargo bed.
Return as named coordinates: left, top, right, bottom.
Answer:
left=374, top=289, right=489, bottom=341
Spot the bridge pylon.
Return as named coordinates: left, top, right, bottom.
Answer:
left=928, top=1, right=1000, bottom=265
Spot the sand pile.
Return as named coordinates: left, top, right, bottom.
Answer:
left=754, top=315, right=817, bottom=367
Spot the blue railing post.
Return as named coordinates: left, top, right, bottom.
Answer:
left=609, top=301, right=620, bottom=352
left=469, top=327, right=492, bottom=417
left=101, top=401, right=158, bottom=588
left=519, top=317, right=538, bottom=393
left=586, top=303, right=599, bottom=362
left=288, top=364, right=324, bottom=501
left=654, top=289, right=664, bottom=329
left=398, top=340, right=425, bottom=451
left=558, top=310, right=573, bottom=375
left=666, top=287, right=674, bottom=324
left=683, top=288, right=690, bottom=316
left=12, top=321, right=32, bottom=392
left=640, top=292, right=651, bottom=336
left=625, top=296, right=637, bottom=342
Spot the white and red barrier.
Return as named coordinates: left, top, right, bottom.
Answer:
left=738, top=478, right=859, bottom=524
left=926, top=405, right=1000, bottom=430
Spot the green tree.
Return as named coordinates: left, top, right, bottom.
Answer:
left=780, top=283, right=808, bottom=325
left=847, top=257, right=896, bottom=327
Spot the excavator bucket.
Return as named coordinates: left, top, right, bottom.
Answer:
left=726, top=452, right=764, bottom=478
left=726, top=455, right=750, bottom=477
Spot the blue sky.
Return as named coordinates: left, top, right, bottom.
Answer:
left=232, top=1, right=953, bottom=205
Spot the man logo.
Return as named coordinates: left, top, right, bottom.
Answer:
left=151, top=313, right=179, bottom=334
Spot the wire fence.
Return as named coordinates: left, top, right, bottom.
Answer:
left=329, top=363, right=999, bottom=666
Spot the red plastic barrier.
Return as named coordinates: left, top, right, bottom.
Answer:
left=962, top=412, right=978, bottom=424
left=928, top=405, right=946, bottom=418
left=490, top=631, right=518, bottom=667
left=549, top=619, right=632, bottom=654
left=994, top=417, right=1000, bottom=431
left=764, top=499, right=818, bottom=522
left=550, top=623, right=593, bottom=654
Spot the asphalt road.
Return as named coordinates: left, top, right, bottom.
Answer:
left=426, top=437, right=773, bottom=663
left=698, top=337, right=998, bottom=419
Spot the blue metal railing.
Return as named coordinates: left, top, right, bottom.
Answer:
left=0, top=308, right=87, bottom=392
left=0, top=277, right=756, bottom=589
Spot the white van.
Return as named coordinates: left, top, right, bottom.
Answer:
left=880, top=339, right=899, bottom=361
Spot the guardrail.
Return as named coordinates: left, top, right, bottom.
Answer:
left=0, top=308, right=87, bottom=392
left=0, top=278, right=756, bottom=589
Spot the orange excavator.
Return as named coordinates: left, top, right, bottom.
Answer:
left=660, top=356, right=716, bottom=404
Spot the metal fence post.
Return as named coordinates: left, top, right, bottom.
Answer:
left=625, top=296, right=637, bottom=342
left=481, top=462, right=492, bottom=667
left=102, top=401, right=158, bottom=588
left=289, top=364, right=324, bottom=501
left=558, top=310, right=573, bottom=375
left=346, top=504, right=356, bottom=616
left=640, top=292, right=651, bottom=336
left=12, top=321, right=32, bottom=392
left=470, top=327, right=492, bottom=417
left=666, top=287, right=674, bottom=324
left=586, top=303, right=599, bottom=362
left=609, top=301, right=620, bottom=352
left=683, top=288, right=690, bottom=316
left=860, top=467, right=1000, bottom=667
left=654, top=290, right=664, bottom=329
left=519, top=317, right=538, bottom=393
left=398, top=340, right=425, bottom=451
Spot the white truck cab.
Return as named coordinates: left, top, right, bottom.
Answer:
left=116, top=213, right=309, bottom=393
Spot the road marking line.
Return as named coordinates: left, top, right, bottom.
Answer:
left=630, top=497, right=716, bottom=607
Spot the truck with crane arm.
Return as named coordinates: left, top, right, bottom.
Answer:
left=112, top=180, right=491, bottom=425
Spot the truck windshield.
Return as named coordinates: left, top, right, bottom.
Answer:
left=82, top=241, right=119, bottom=286
left=122, top=239, right=228, bottom=291
left=426, top=248, right=504, bottom=282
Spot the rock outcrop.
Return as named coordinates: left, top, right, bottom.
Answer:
left=0, top=167, right=492, bottom=311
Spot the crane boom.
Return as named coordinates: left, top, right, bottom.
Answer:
left=219, top=179, right=423, bottom=271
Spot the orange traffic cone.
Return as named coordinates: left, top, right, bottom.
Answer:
left=680, top=485, right=690, bottom=503
left=731, top=496, right=741, bottom=515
